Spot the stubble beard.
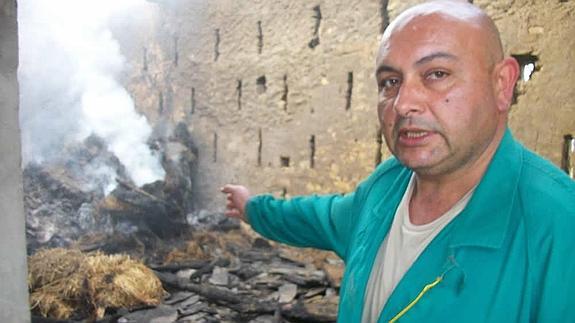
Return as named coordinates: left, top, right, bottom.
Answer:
left=387, top=116, right=449, bottom=174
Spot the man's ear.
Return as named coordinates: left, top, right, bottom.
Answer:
left=493, top=57, right=520, bottom=112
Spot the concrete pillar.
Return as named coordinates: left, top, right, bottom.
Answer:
left=0, top=0, right=31, bottom=322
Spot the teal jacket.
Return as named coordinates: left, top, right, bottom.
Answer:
left=246, top=129, right=575, bottom=322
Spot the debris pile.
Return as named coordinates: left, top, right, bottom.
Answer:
left=130, top=230, right=342, bottom=323
left=23, top=121, right=344, bottom=322
left=29, top=230, right=343, bottom=322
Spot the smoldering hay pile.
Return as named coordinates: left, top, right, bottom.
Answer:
left=18, top=88, right=343, bottom=323
left=23, top=121, right=344, bottom=322
left=18, top=0, right=197, bottom=257
left=24, top=122, right=201, bottom=256
left=23, top=122, right=200, bottom=320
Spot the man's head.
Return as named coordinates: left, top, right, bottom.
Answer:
left=376, top=0, right=519, bottom=178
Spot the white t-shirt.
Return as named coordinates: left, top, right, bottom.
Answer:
left=361, top=175, right=475, bottom=323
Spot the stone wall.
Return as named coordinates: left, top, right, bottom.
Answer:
left=0, top=0, right=31, bottom=321
left=121, top=0, right=575, bottom=209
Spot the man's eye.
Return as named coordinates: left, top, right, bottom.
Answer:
left=379, top=78, right=400, bottom=91
left=427, top=70, right=449, bottom=80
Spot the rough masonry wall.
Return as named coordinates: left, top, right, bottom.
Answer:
left=122, top=0, right=574, bottom=210
left=491, top=0, right=575, bottom=165
left=0, top=0, right=31, bottom=321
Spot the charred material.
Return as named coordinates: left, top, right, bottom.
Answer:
left=145, top=230, right=341, bottom=323
left=24, top=124, right=198, bottom=253
left=101, top=179, right=185, bottom=239
left=24, top=134, right=129, bottom=252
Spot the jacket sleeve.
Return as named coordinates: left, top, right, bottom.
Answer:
left=245, top=158, right=402, bottom=261
left=245, top=191, right=357, bottom=260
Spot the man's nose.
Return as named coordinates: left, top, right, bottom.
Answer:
left=393, top=79, right=426, bottom=117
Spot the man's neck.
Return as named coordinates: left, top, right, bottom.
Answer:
left=409, top=169, right=482, bottom=225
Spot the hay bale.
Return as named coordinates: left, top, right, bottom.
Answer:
left=86, top=253, right=165, bottom=318
left=28, top=248, right=165, bottom=320
left=30, top=291, right=76, bottom=320
left=28, top=248, right=85, bottom=290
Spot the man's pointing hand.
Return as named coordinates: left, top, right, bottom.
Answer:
left=220, top=184, right=251, bottom=223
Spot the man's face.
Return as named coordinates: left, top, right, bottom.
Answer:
left=376, top=14, right=502, bottom=177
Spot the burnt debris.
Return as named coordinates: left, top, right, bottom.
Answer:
left=25, top=121, right=343, bottom=323
left=24, top=123, right=198, bottom=254
left=31, top=229, right=342, bottom=323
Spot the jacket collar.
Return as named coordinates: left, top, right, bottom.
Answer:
left=448, top=128, right=523, bottom=249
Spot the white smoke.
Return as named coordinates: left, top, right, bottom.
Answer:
left=18, top=0, right=165, bottom=187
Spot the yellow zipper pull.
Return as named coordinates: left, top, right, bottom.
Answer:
left=389, top=276, right=443, bottom=323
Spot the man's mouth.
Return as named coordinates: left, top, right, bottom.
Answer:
left=402, top=130, right=429, bottom=139
left=397, top=129, right=433, bottom=145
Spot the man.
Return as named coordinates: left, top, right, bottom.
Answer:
left=222, top=1, right=575, bottom=321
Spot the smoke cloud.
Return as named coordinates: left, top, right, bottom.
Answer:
left=18, top=0, right=165, bottom=188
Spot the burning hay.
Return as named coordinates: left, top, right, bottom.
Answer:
left=28, top=248, right=165, bottom=320
left=24, top=122, right=199, bottom=253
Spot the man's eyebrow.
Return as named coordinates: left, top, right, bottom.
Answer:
left=375, top=64, right=400, bottom=77
left=415, top=52, right=458, bottom=66
left=375, top=52, right=457, bottom=77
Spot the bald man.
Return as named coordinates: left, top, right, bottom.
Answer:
left=222, top=1, right=575, bottom=322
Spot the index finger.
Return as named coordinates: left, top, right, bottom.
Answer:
left=220, top=184, right=236, bottom=194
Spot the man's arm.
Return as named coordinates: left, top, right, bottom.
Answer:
left=221, top=184, right=357, bottom=260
